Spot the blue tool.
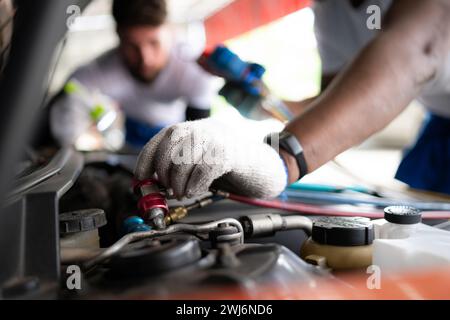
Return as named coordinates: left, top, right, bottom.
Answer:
left=199, top=45, right=265, bottom=96
left=198, top=45, right=293, bottom=121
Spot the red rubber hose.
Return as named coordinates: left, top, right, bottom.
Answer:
left=226, top=193, right=450, bottom=220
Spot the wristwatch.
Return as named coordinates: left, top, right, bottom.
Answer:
left=265, top=131, right=308, bottom=180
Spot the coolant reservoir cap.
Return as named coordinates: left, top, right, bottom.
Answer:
left=384, top=206, right=422, bottom=225
left=59, top=209, right=107, bottom=234
left=312, top=217, right=374, bottom=246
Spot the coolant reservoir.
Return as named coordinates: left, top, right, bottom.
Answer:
left=300, top=217, right=374, bottom=270
left=373, top=206, right=450, bottom=272
left=60, top=209, right=107, bottom=249
left=378, top=206, right=422, bottom=239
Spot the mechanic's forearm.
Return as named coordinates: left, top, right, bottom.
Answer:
left=283, top=97, right=317, bottom=117
left=284, top=0, right=450, bottom=182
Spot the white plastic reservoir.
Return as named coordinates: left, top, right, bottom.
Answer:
left=372, top=206, right=450, bottom=272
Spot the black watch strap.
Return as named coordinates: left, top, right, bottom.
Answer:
left=265, top=131, right=308, bottom=180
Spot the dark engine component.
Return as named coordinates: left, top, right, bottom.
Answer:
left=59, top=161, right=137, bottom=247
left=77, top=233, right=328, bottom=299
left=3, top=149, right=331, bottom=299
left=108, top=235, right=202, bottom=278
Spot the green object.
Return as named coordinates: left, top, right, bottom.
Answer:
left=64, top=80, right=106, bottom=122
left=64, top=81, right=79, bottom=95
left=90, top=104, right=106, bottom=121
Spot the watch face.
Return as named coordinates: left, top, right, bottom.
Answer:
left=283, top=132, right=304, bottom=155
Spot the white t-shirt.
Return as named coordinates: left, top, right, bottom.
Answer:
left=51, top=45, right=216, bottom=145
left=313, top=0, right=450, bottom=118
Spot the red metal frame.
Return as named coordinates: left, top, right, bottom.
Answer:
left=204, top=0, right=311, bottom=47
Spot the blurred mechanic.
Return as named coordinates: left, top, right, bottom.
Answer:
left=51, top=0, right=215, bottom=149
left=134, top=0, right=450, bottom=199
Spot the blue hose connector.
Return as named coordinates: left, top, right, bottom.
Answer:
left=123, top=216, right=152, bottom=234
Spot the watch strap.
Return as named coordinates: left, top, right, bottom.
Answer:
left=265, top=131, right=308, bottom=180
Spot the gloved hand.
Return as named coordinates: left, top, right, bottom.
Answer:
left=135, top=112, right=288, bottom=199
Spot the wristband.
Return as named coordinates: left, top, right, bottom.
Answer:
left=265, top=131, right=308, bottom=180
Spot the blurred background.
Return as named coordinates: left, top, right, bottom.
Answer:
left=49, top=0, right=426, bottom=188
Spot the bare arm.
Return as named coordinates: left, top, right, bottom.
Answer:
left=283, top=96, right=317, bottom=117
left=281, top=0, right=450, bottom=183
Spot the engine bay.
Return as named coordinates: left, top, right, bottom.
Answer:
left=2, top=148, right=450, bottom=300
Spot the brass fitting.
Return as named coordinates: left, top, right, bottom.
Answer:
left=165, top=195, right=218, bottom=226
left=164, top=207, right=188, bottom=225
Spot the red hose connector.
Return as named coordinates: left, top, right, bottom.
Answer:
left=133, top=178, right=169, bottom=219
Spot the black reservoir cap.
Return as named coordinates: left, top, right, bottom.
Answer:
left=59, top=209, right=107, bottom=234
left=312, top=217, right=374, bottom=246
left=384, top=206, right=422, bottom=225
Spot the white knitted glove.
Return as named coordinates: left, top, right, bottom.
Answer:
left=135, top=112, right=288, bottom=199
